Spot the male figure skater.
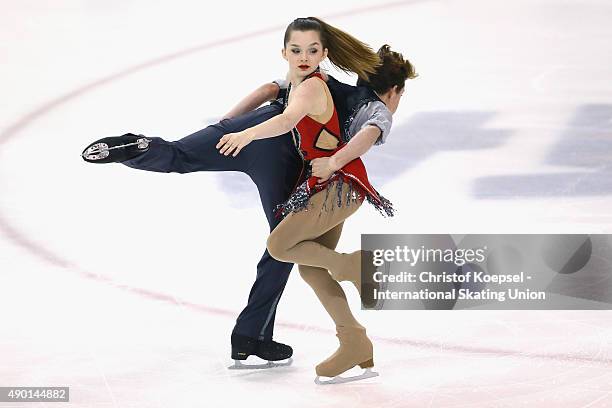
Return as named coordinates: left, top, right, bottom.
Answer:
left=81, top=46, right=415, bottom=368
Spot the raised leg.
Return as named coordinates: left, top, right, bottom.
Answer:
left=121, top=104, right=284, bottom=173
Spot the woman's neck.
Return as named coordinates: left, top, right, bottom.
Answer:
left=289, top=74, right=305, bottom=87
left=289, top=67, right=320, bottom=87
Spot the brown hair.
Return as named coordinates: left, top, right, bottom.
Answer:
left=357, top=45, right=418, bottom=93
left=283, top=17, right=380, bottom=81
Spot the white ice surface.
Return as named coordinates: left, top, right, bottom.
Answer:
left=1, top=0, right=612, bottom=407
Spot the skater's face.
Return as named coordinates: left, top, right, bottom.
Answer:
left=282, top=30, right=328, bottom=80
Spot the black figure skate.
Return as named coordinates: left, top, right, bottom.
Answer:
left=81, top=133, right=150, bottom=163
left=228, top=333, right=293, bottom=369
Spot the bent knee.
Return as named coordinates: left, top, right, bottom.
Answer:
left=267, top=231, right=288, bottom=262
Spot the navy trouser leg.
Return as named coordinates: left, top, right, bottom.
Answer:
left=233, top=133, right=302, bottom=341
left=123, top=104, right=282, bottom=173
left=121, top=104, right=301, bottom=341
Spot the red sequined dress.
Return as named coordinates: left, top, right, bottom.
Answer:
left=276, top=72, right=394, bottom=218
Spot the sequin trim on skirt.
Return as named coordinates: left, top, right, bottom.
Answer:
left=275, top=174, right=394, bottom=218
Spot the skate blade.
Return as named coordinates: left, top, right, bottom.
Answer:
left=314, top=368, right=379, bottom=385
left=81, top=138, right=150, bottom=160
left=228, top=357, right=293, bottom=370
left=81, top=143, right=110, bottom=160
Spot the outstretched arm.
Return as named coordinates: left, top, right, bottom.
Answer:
left=311, top=125, right=381, bottom=183
left=216, top=78, right=326, bottom=156
left=221, top=82, right=280, bottom=120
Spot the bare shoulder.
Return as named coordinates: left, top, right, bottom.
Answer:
left=297, top=76, right=326, bottom=95
left=286, top=76, right=329, bottom=117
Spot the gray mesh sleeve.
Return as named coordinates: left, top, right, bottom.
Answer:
left=272, top=78, right=289, bottom=89
left=359, top=101, right=393, bottom=145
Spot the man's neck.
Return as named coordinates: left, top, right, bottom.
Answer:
left=374, top=91, right=389, bottom=107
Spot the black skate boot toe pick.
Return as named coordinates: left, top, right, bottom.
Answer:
left=228, top=334, right=293, bottom=370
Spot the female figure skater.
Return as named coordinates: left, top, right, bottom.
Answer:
left=217, top=18, right=416, bottom=383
